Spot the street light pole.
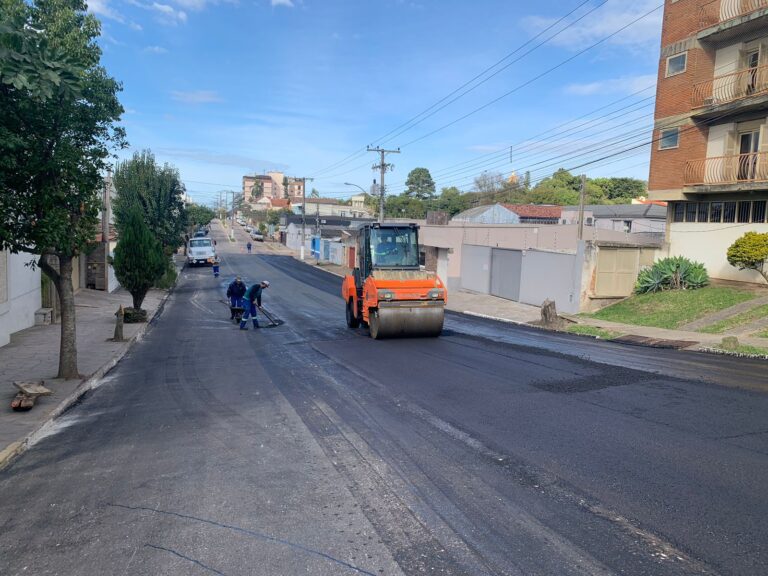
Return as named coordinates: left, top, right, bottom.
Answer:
left=344, top=182, right=367, bottom=195
left=344, top=182, right=368, bottom=219
left=299, top=177, right=314, bottom=260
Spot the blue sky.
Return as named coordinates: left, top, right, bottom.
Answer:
left=91, top=0, right=663, bottom=206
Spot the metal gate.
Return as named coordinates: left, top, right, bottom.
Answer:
left=460, top=245, right=492, bottom=293
left=490, top=248, right=522, bottom=301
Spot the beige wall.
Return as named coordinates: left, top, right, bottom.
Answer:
left=669, top=222, right=768, bottom=283
left=421, top=224, right=650, bottom=291
left=295, top=202, right=371, bottom=218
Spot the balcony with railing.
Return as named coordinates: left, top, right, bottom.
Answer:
left=698, top=0, right=768, bottom=42
left=692, top=64, right=768, bottom=109
left=685, top=152, right=768, bottom=186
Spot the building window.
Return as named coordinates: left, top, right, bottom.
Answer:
left=710, top=201, right=723, bottom=223
left=666, top=52, right=687, bottom=77
left=753, top=201, right=767, bottom=223
left=723, top=201, right=737, bottom=223
left=737, top=201, right=751, bottom=223
left=673, top=202, right=685, bottom=222
left=685, top=203, right=697, bottom=222
left=697, top=202, right=709, bottom=222
left=659, top=127, right=680, bottom=149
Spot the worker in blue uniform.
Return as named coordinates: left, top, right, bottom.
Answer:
left=240, top=280, right=270, bottom=330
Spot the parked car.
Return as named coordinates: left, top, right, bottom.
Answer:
left=245, top=226, right=253, bottom=233
left=187, top=237, right=216, bottom=266
left=193, top=230, right=206, bottom=238
left=250, top=232, right=264, bottom=242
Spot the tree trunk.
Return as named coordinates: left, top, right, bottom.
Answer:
left=132, top=287, right=148, bottom=310
left=40, top=254, right=79, bottom=379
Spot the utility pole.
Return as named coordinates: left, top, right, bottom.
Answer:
left=299, top=177, right=314, bottom=260
left=368, top=147, right=400, bottom=222
left=577, top=174, right=587, bottom=240
left=102, top=170, right=112, bottom=244
left=230, top=190, right=236, bottom=240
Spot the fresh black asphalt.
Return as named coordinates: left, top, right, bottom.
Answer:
left=1, top=239, right=767, bottom=575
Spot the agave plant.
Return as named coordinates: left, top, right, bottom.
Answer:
left=635, top=257, right=709, bottom=294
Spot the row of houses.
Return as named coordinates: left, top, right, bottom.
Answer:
left=279, top=204, right=671, bottom=315
left=243, top=192, right=373, bottom=219
left=0, top=183, right=119, bottom=348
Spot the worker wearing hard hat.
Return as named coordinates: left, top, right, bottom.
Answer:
left=239, top=280, right=270, bottom=330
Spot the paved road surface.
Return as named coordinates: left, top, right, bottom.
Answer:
left=1, top=227, right=766, bottom=576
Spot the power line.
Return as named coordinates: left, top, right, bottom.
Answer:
left=399, top=3, right=664, bottom=149
left=384, top=86, right=657, bottom=191
left=375, top=0, right=608, bottom=146
left=307, top=0, right=609, bottom=178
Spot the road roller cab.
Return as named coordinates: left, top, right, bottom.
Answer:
left=342, top=223, right=447, bottom=339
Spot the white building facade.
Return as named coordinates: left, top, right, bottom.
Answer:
left=0, top=250, right=42, bottom=348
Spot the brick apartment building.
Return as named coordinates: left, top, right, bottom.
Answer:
left=648, top=0, right=768, bottom=282
left=242, top=172, right=305, bottom=203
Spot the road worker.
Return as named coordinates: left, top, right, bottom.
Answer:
left=240, top=280, right=270, bottom=330
left=226, top=276, right=247, bottom=319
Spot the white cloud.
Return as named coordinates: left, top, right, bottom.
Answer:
left=565, top=74, right=657, bottom=96
left=100, top=32, right=125, bottom=45
left=151, top=2, right=188, bottom=23
left=89, top=0, right=143, bottom=29
left=171, top=90, right=223, bottom=104
left=127, top=0, right=187, bottom=24
left=143, top=45, right=168, bottom=54
left=88, top=0, right=124, bottom=22
left=522, top=0, right=662, bottom=52
left=156, top=148, right=288, bottom=170
left=271, top=0, right=294, bottom=7
left=173, top=0, right=208, bottom=9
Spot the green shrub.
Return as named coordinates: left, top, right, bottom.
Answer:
left=154, top=258, right=178, bottom=290
left=113, top=206, right=166, bottom=309
left=635, top=257, right=709, bottom=294
left=727, top=231, right=768, bottom=282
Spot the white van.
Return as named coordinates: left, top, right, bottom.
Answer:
left=187, top=237, right=216, bottom=266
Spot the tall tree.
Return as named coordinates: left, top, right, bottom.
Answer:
left=282, top=175, right=289, bottom=199
left=436, top=187, right=471, bottom=216
left=405, top=167, right=436, bottom=201
left=112, top=206, right=165, bottom=310
left=590, top=177, right=647, bottom=202
left=0, top=0, right=125, bottom=379
left=186, top=203, right=216, bottom=228
left=113, top=150, right=187, bottom=254
left=473, top=171, right=505, bottom=195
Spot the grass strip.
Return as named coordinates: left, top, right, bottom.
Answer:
left=566, top=325, right=622, bottom=340
left=589, top=287, right=756, bottom=330
left=699, top=304, right=768, bottom=334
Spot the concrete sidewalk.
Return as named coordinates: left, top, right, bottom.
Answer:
left=279, top=249, right=768, bottom=357
left=0, top=283, right=170, bottom=468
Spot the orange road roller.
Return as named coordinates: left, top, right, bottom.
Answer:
left=342, top=223, right=447, bottom=339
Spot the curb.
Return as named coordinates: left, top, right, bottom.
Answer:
left=292, top=255, right=346, bottom=278
left=0, top=287, right=174, bottom=472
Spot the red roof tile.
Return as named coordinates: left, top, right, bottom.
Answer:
left=503, top=204, right=562, bottom=218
